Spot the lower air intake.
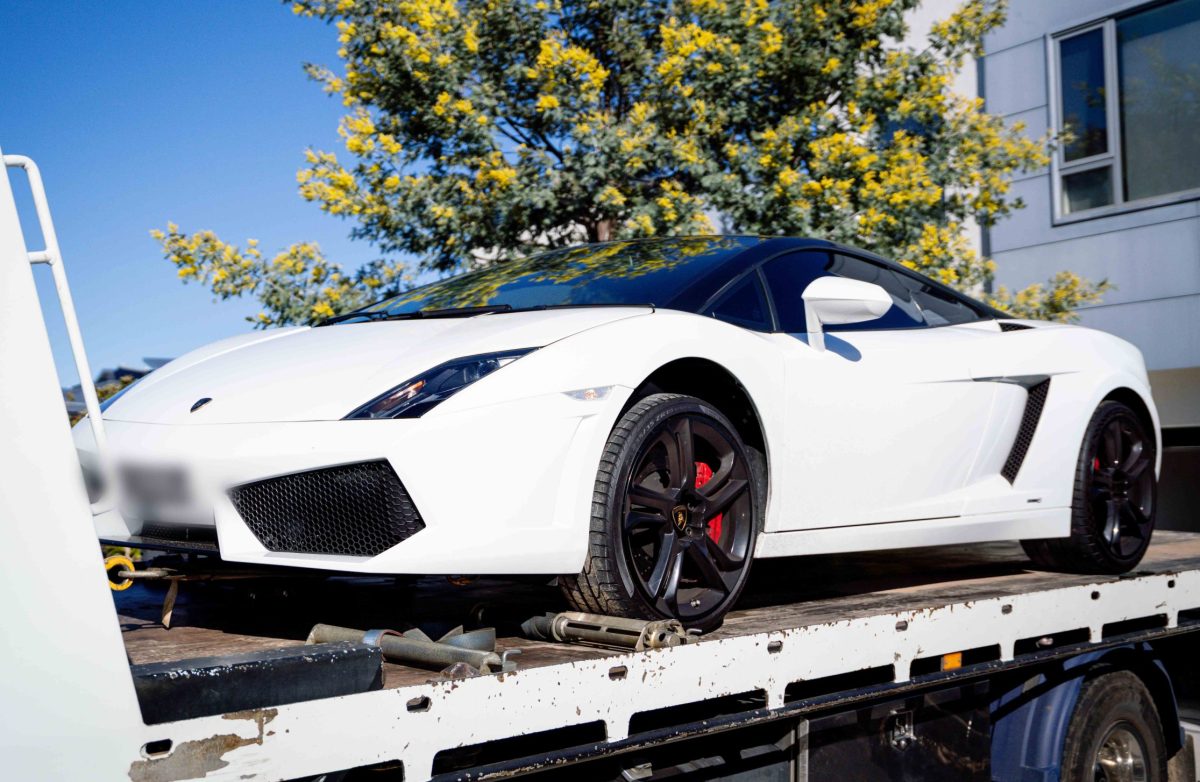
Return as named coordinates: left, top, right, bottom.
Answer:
left=230, top=461, right=424, bottom=557
left=1001, top=379, right=1050, bottom=483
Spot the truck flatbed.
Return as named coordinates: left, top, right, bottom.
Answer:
left=118, top=531, right=1200, bottom=691
left=103, top=530, right=1200, bottom=780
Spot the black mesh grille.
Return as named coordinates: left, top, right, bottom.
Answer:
left=1001, top=380, right=1050, bottom=483
left=140, top=522, right=218, bottom=545
left=230, top=461, right=424, bottom=557
left=999, top=322, right=1035, bottom=332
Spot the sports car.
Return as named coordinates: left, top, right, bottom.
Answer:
left=79, top=235, right=1160, bottom=631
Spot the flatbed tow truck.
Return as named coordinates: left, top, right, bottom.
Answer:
left=4, top=151, right=1200, bottom=782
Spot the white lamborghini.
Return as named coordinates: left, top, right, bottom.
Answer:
left=81, top=236, right=1159, bottom=631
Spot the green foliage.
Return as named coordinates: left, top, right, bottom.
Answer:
left=151, top=224, right=412, bottom=326
left=67, top=374, right=137, bottom=426
left=990, top=272, right=1115, bottom=322
left=157, top=0, right=1108, bottom=324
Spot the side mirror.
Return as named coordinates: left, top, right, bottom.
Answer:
left=801, top=277, right=892, bottom=351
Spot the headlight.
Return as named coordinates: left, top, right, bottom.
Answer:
left=345, top=348, right=536, bottom=420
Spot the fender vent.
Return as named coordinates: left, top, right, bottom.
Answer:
left=230, top=461, right=424, bottom=557
left=1001, top=380, right=1050, bottom=483
left=999, top=322, right=1035, bottom=332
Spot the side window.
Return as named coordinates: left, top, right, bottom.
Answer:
left=760, top=250, right=982, bottom=333
left=824, top=254, right=925, bottom=331
left=707, top=273, right=771, bottom=331
left=894, top=272, right=984, bottom=326
left=759, top=251, right=830, bottom=333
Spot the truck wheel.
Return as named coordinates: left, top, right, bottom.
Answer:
left=1061, top=669, right=1167, bottom=782
left=1022, top=401, right=1156, bottom=574
left=560, top=393, right=762, bottom=633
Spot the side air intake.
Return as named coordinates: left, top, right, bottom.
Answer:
left=1001, top=379, right=1050, bottom=483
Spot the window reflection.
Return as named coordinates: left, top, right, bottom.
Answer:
left=1118, top=0, right=1200, bottom=201
left=1060, top=29, right=1109, bottom=162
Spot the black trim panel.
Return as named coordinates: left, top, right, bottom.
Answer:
left=132, top=642, right=383, bottom=724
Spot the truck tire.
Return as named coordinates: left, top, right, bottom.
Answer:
left=1061, top=668, right=1167, bottom=782
left=1022, top=400, right=1156, bottom=574
left=560, top=393, right=762, bottom=633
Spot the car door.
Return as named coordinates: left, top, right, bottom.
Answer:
left=760, top=250, right=999, bottom=531
left=892, top=268, right=1043, bottom=515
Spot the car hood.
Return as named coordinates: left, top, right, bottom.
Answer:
left=104, top=307, right=649, bottom=424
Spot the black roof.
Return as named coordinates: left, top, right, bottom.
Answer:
left=334, top=234, right=1007, bottom=324
left=656, top=236, right=1006, bottom=320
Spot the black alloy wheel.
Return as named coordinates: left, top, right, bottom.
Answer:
left=561, top=393, right=761, bottom=632
left=1088, top=412, right=1155, bottom=560
left=622, top=408, right=754, bottom=623
left=1023, top=401, right=1157, bottom=574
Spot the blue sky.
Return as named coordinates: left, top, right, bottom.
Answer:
left=1, top=1, right=383, bottom=385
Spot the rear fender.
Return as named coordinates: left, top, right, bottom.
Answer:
left=990, top=644, right=1182, bottom=781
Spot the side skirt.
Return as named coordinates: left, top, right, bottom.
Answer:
left=754, top=507, right=1070, bottom=559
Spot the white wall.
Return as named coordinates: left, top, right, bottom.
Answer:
left=907, top=1, right=982, bottom=260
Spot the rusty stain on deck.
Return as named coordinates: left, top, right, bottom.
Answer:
left=127, top=709, right=276, bottom=782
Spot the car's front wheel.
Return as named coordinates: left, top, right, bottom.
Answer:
left=560, top=393, right=761, bottom=633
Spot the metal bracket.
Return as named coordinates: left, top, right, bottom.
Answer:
left=498, top=648, right=522, bottom=673
left=887, top=709, right=915, bottom=751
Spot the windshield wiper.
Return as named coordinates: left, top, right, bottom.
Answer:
left=321, top=303, right=513, bottom=326
left=321, top=301, right=656, bottom=326
left=321, top=310, right=392, bottom=325
left=506, top=303, right=657, bottom=313
left=420, top=304, right=513, bottom=318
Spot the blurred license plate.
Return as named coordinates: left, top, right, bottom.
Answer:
left=118, top=463, right=191, bottom=507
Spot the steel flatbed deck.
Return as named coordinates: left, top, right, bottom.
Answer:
left=116, top=532, right=1200, bottom=690
left=103, top=531, right=1200, bottom=781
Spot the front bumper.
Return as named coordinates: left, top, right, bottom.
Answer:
left=81, top=389, right=629, bottom=574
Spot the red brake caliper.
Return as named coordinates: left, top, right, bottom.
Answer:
left=694, top=462, right=722, bottom=543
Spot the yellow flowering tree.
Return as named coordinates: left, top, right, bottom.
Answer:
left=151, top=223, right=412, bottom=326
left=159, top=0, right=1107, bottom=325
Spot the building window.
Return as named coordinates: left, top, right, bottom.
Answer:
left=1053, top=0, right=1200, bottom=217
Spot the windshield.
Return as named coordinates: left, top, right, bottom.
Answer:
left=353, top=236, right=756, bottom=319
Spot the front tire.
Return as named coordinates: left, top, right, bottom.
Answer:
left=560, top=393, right=762, bottom=633
left=1023, top=401, right=1156, bottom=574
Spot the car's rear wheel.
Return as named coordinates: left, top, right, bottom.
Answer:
left=560, top=393, right=761, bottom=633
left=1022, top=400, right=1156, bottom=574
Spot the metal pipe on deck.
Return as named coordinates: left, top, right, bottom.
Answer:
left=306, top=623, right=515, bottom=673
left=521, top=611, right=696, bottom=650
